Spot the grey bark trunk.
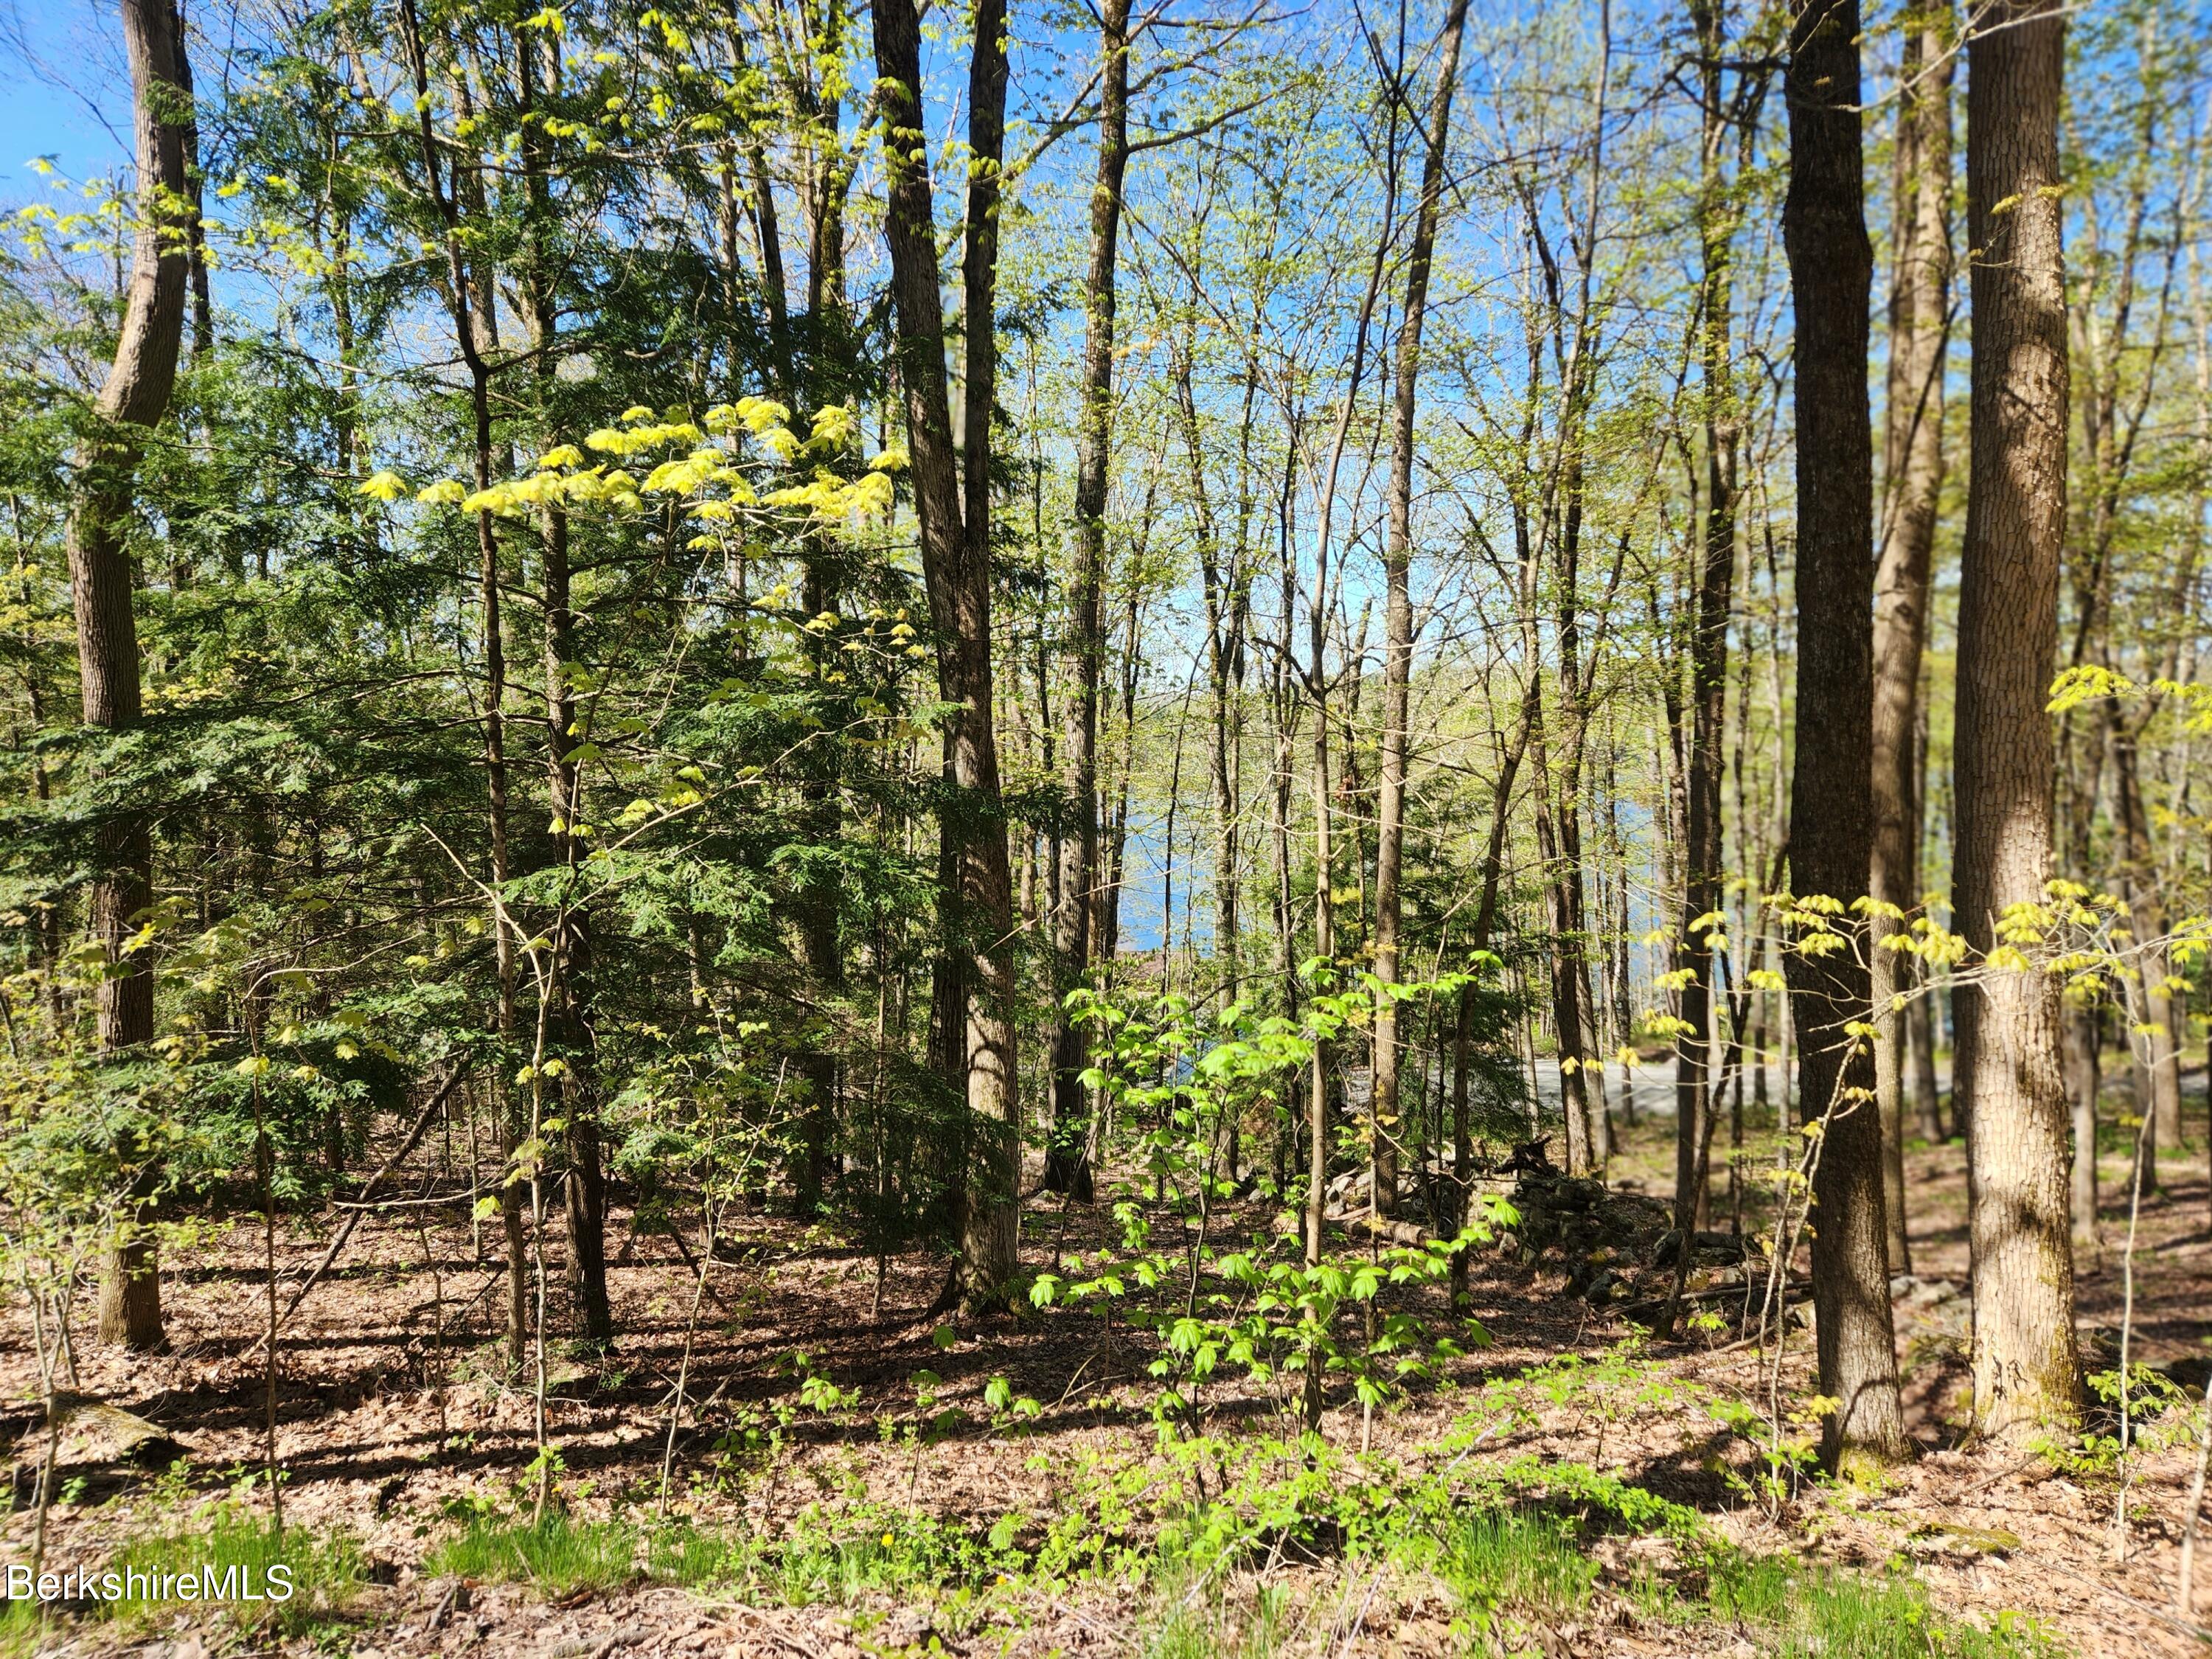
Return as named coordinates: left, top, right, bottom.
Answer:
left=1955, top=0, right=2083, bottom=1440
left=1869, top=0, right=1953, bottom=1278
left=875, top=0, right=1023, bottom=1309
left=1043, top=1, right=1130, bottom=1202
left=1373, top=0, right=1472, bottom=1214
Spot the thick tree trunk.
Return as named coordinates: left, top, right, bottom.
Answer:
left=83, top=0, right=194, bottom=1352
left=1955, top=0, right=2082, bottom=1440
left=1869, top=0, right=1953, bottom=1277
left=1783, top=0, right=1905, bottom=1467
left=875, top=0, right=1022, bottom=1310
left=1044, top=1, right=1131, bottom=1201
left=1373, top=0, right=1471, bottom=1215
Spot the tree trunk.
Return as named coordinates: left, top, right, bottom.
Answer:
left=1043, top=4, right=1129, bottom=1202
left=794, top=556, right=846, bottom=1212
left=1675, top=0, right=1742, bottom=1235
left=1909, top=690, right=1946, bottom=1141
left=1783, top=0, right=1905, bottom=1467
left=2064, top=1005, right=2101, bottom=1248
left=394, top=0, right=527, bottom=1368
left=83, top=0, right=194, bottom=1352
left=1869, top=0, right=1953, bottom=1277
left=541, top=499, right=611, bottom=1343
left=1908, top=990, right=1945, bottom=1134
left=874, top=0, right=1022, bottom=1310
left=1373, top=0, right=1472, bottom=1216
left=2110, top=720, right=2183, bottom=1181
left=513, top=35, right=611, bottom=1343
left=1955, top=0, right=2082, bottom=1440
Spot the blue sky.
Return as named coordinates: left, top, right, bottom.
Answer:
left=0, top=0, right=132, bottom=199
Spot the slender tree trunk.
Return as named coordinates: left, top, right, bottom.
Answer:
left=875, top=0, right=1022, bottom=1310
left=1307, top=685, right=1335, bottom=1279
left=1374, top=0, right=1471, bottom=1215
left=1044, top=2, right=1130, bottom=1201
left=1096, top=584, right=1144, bottom=973
left=394, top=0, right=526, bottom=1366
left=1784, top=0, right=1905, bottom=1466
left=1675, top=0, right=1744, bottom=1234
left=83, top=0, right=192, bottom=1352
left=1298, top=117, right=1395, bottom=1329
left=2111, top=720, right=2183, bottom=1180
left=2065, top=1004, right=2101, bottom=1248
left=1531, top=728, right=1593, bottom=1173
left=540, top=498, right=611, bottom=1340
left=1955, top=0, right=2082, bottom=1440
left=515, top=36, right=611, bottom=1345
left=793, top=582, right=846, bottom=1209
left=1869, top=0, right=1953, bottom=1277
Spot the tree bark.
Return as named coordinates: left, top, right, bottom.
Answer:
left=82, top=0, right=194, bottom=1352
left=394, top=0, right=526, bottom=1363
left=540, top=498, right=610, bottom=1341
left=2064, top=1003, right=2100, bottom=1248
left=1782, top=0, right=1905, bottom=1467
left=1955, top=0, right=2082, bottom=1440
left=2110, top=718, right=2183, bottom=1182
left=1869, top=0, right=1953, bottom=1277
left=1373, top=0, right=1472, bottom=1215
left=514, top=31, right=611, bottom=1346
left=1909, top=688, right=1946, bottom=1141
left=1674, top=0, right=1744, bottom=1234
left=1043, top=0, right=1131, bottom=1202
left=874, top=0, right=1022, bottom=1310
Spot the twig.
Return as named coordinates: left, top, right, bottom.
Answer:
left=1332, top=1568, right=1385, bottom=1657
left=257, top=1065, right=468, bottom=1348
left=1957, top=1455, right=2043, bottom=1499
left=726, top=1604, right=826, bottom=1659
left=330, top=1189, right=481, bottom=1211
left=658, top=1218, right=740, bottom=1315
left=2040, top=1553, right=2212, bottom=1643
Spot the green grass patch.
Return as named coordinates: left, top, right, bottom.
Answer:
left=0, top=1599, right=49, bottom=1659
left=426, top=1512, right=637, bottom=1599
left=1435, top=1508, right=1601, bottom=1633
left=749, top=1508, right=1029, bottom=1606
left=1417, top=1499, right=2059, bottom=1658
left=1708, top=1554, right=2059, bottom=1658
left=1141, top=1574, right=1298, bottom=1659
left=411, top=1436, right=2059, bottom=1659
left=428, top=1506, right=1031, bottom=1609
left=101, top=1499, right=364, bottom=1635
left=646, top=1520, right=754, bottom=1588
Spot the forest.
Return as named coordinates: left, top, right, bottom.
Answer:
left=0, top=0, right=2208, bottom=1652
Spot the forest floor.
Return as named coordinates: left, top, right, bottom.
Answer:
left=3, top=1085, right=2209, bottom=1658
